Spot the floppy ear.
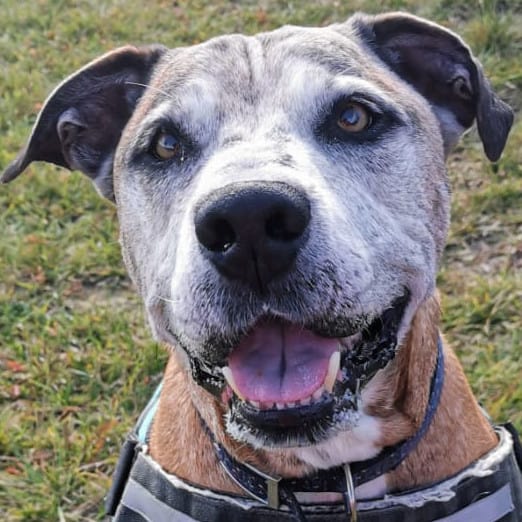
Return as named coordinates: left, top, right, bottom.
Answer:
left=1, top=44, right=166, bottom=200
left=350, top=12, right=513, bottom=161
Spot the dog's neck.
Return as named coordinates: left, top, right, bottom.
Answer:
left=148, top=294, right=497, bottom=497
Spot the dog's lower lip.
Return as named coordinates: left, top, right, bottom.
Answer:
left=232, top=393, right=336, bottom=430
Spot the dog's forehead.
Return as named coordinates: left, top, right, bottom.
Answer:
left=147, top=25, right=376, bottom=111
left=172, top=24, right=367, bottom=78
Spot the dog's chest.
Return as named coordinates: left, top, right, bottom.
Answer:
left=292, top=410, right=387, bottom=500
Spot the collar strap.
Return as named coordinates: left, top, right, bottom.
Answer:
left=207, top=337, right=445, bottom=519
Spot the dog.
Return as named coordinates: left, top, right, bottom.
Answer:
left=3, top=11, right=521, bottom=521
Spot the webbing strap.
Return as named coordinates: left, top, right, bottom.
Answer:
left=434, top=483, right=514, bottom=522
left=117, top=477, right=198, bottom=522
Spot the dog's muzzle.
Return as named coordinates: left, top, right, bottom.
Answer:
left=187, top=181, right=411, bottom=446
left=189, top=292, right=410, bottom=447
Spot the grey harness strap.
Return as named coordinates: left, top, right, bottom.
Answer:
left=436, top=483, right=513, bottom=521
left=116, top=476, right=517, bottom=522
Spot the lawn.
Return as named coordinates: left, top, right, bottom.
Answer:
left=0, top=0, right=521, bottom=520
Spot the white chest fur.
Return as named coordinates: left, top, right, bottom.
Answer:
left=291, top=381, right=387, bottom=501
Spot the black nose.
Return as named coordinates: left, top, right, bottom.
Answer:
left=194, top=181, right=311, bottom=291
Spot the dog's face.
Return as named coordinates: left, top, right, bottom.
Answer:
left=3, top=13, right=512, bottom=451
left=117, top=22, right=452, bottom=449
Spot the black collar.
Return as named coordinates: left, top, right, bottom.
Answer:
left=204, top=337, right=445, bottom=520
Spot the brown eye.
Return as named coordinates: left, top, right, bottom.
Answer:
left=154, top=132, right=182, bottom=160
left=337, top=103, right=371, bottom=133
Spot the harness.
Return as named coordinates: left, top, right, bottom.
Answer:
left=106, top=340, right=522, bottom=521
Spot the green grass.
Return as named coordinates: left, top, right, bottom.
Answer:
left=1, top=0, right=521, bottom=520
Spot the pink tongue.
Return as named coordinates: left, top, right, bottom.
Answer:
left=228, top=321, right=339, bottom=403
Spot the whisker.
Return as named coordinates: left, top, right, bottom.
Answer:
left=155, top=294, right=180, bottom=304
left=125, top=81, right=174, bottom=100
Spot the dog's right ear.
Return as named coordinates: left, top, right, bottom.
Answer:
left=1, top=45, right=166, bottom=201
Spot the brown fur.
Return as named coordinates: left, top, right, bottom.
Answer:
left=149, top=293, right=497, bottom=494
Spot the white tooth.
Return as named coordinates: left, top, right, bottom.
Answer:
left=250, top=400, right=260, bottom=409
left=286, top=401, right=296, bottom=408
left=300, top=396, right=311, bottom=406
left=312, top=386, right=324, bottom=401
left=276, top=402, right=285, bottom=410
left=324, top=351, right=341, bottom=393
left=221, top=367, right=245, bottom=401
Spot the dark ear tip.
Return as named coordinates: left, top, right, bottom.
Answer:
left=481, top=103, right=514, bottom=162
left=485, top=149, right=502, bottom=163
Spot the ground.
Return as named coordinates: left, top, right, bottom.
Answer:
left=0, top=0, right=521, bottom=520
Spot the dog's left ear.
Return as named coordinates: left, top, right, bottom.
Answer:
left=349, top=12, right=513, bottom=161
left=1, top=44, right=166, bottom=201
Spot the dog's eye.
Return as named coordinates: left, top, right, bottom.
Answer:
left=153, top=132, right=183, bottom=160
left=337, top=103, right=371, bottom=133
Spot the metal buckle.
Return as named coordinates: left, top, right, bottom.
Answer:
left=219, top=457, right=282, bottom=509
left=266, top=475, right=281, bottom=508
left=343, top=463, right=358, bottom=522
left=243, top=461, right=282, bottom=509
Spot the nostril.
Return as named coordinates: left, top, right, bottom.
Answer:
left=196, top=217, right=236, bottom=253
left=211, top=218, right=236, bottom=252
left=266, top=210, right=305, bottom=242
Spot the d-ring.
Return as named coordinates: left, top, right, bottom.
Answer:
left=343, top=463, right=358, bottom=522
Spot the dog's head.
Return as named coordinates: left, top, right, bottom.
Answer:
left=3, top=13, right=512, bottom=451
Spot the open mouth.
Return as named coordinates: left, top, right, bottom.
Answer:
left=193, top=292, right=410, bottom=447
